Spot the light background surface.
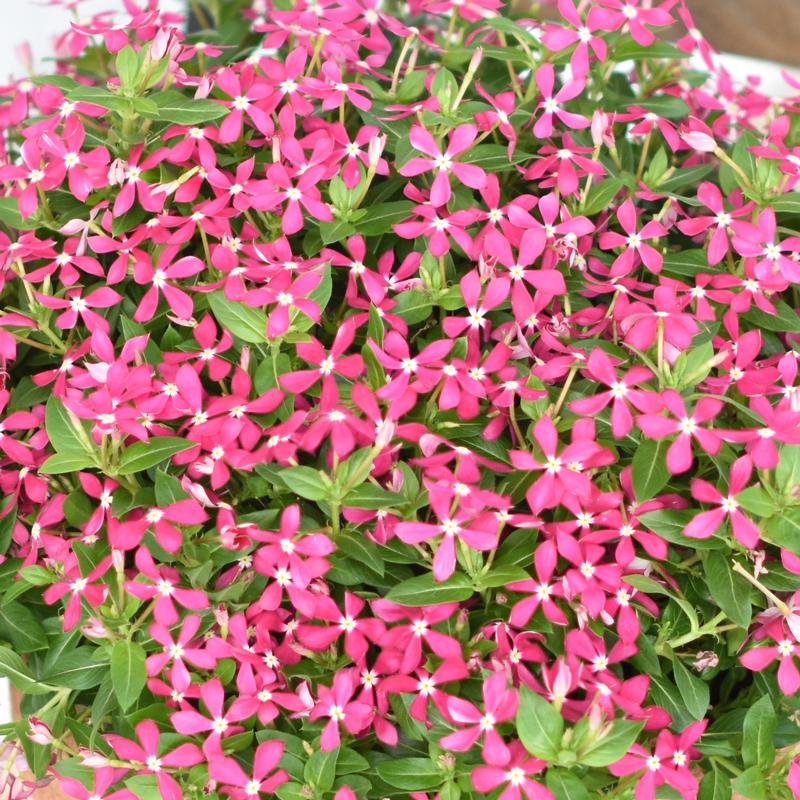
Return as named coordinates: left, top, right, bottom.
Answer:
left=0, top=0, right=184, bottom=80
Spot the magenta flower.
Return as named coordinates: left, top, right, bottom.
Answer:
left=733, top=206, right=800, bottom=283
left=637, top=390, right=723, bottom=474
left=439, top=671, right=518, bottom=766
left=532, top=63, right=589, bottom=139
left=443, top=271, right=510, bottom=340
left=684, top=456, right=760, bottom=548
left=171, top=678, right=249, bottom=751
left=594, top=0, right=674, bottom=46
left=207, top=740, right=288, bottom=799
left=510, top=416, right=610, bottom=514
left=676, top=182, right=750, bottom=265
left=599, top=199, right=667, bottom=276
left=609, top=722, right=705, bottom=800
left=310, top=668, right=373, bottom=750
left=569, top=349, right=661, bottom=438
left=471, top=741, right=553, bottom=800
left=146, top=615, right=217, bottom=686
left=105, top=720, right=203, bottom=800
left=37, top=286, right=121, bottom=335
left=132, top=247, right=204, bottom=323
left=741, top=630, right=800, bottom=695
left=506, top=539, right=568, bottom=627
left=541, top=0, right=607, bottom=76
left=398, top=124, right=488, bottom=207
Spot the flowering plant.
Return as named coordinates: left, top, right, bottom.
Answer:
left=3, top=0, right=800, bottom=798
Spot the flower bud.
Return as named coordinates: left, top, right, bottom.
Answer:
left=78, top=748, right=112, bottom=768
left=107, top=159, right=127, bottom=186
left=680, top=118, right=716, bottom=153
left=368, top=134, right=387, bottom=168
left=111, top=548, right=125, bottom=573
left=82, top=617, right=110, bottom=639
left=240, top=345, right=251, bottom=372
left=27, top=718, right=54, bottom=746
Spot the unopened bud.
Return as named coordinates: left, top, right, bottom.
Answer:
left=240, top=346, right=251, bottom=372
left=111, top=548, right=125, bottom=573
left=79, top=747, right=112, bottom=768
left=374, top=419, right=396, bottom=450
left=82, top=617, right=110, bottom=639
left=28, top=717, right=54, bottom=745
left=107, top=159, right=127, bottom=186
left=692, top=651, right=719, bottom=671
left=368, top=134, right=387, bottom=168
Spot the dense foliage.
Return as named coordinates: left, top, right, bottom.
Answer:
left=1, top=0, right=800, bottom=798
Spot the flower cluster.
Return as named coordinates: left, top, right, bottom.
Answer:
left=1, top=0, right=800, bottom=799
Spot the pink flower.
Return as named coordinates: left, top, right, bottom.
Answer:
left=569, top=349, right=661, bottom=438
left=684, top=456, right=760, bottom=548
left=532, top=63, right=589, bottom=139
left=105, top=720, right=203, bottom=800
left=310, top=668, right=373, bottom=750
left=510, top=416, right=610, bottom=513
left=207, top=740, right=288, bottom=799
left=609, top=721, right=705, bottom=800
left=637, top=390, right=723, bottom=474
left=133, top=247, right=205, bottom=322
left=599, top=199, right=667, bottom=276
left=398, top=124, right=487, bottom=207
left=471, top=741, right=553, bottom=800
left=439, top=671, right=518, bottom=766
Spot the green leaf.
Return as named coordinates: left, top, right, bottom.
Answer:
left=0, top=601, right=48, bottom=653
left=40, top=452, right=97, bottom=473
left=459, top=145, right=533, bottom=172
left=744, top=299, right=800, bottom=333
left=42, top=648, right=109, bottom=689
left=117, top=437, right=195, bottom=475
left=476, top=564, right=530, bottom=589
left=730, top=766, right=766, bottom=800
left=319, top=218, right=356, bottom=245
left=0, top=645, right=53, bottom=694
left=673, top=658, right=709, bottom=720
left=208, top=292, right=268, bottom=343
left=699, top=767, right=732, bottom=800
left=116, top=45, right=139, bottom=91
left=661, top=250, right=716, bottom=278
left=111, top=640, right=147, bottom=711
left=545, top=770, right=589, bottom=800
left=776, top=444, right=800, bottom=496
left=377, top=758, right=443, bottom=790
left=0, top=197, right=37, bottom=230
left=734, top=485, right=774, bottom=517
left=742, top=695, right=776, bottom=770
left=343, top=484, right=404, bottom=510
left=517, top=684, right=564, bottom=760
left=67, top=86, right=129, bottom=112
left=385, top=571, right=474, bottom=606
left=769, top=509, right=800, bottom=555
left=46, top=396, right=91, bottom=454
left=335, top=532, right=384, bottom=577
left=703, top=552, right=752, bottom=628
left=631, top=439, right=669, bottom=501
left=393, top=290, right=433, bottom=324
left=152, top=89, right=229, bottom=124
left=357, top=201, right=413, bottom=236
left=577, top=720, right=643, bottom=767
left=581, top=177, right=623, bottom=216
left=770, top=194, right=800, bottom=215
left=305, top=747, right=338, bottom=792
left=614, top=37, right=689, bottom=61
left=639, top=509, right=723, bottom=549
left=279, top=467, right=331, bottom=501
left=125, top=774, right=162, bottom=800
